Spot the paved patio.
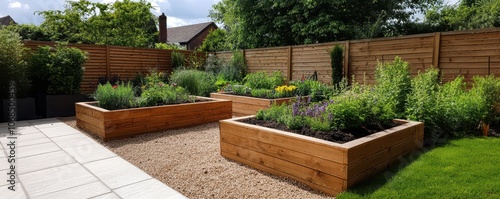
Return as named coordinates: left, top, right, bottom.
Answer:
left=0, top=118, right=187, bottom=199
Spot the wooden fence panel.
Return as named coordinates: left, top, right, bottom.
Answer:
left=292, top=42, right=344, bottom=83
left=439, top=31, right=500, bottom=82
left=349, top=35, right=434, bottom=84
left=23, top=40, right=199, bottom=94
left=108, top=46, right=171, bottom=82
left=215, top=51, right=233, bottom=62
left=244, top=47, right=289, bottom=75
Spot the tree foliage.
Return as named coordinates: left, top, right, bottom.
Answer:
left=36, top=0, right=157, bottom=47
left=424, top=0, right=500, bottom=31
left=199, top=29, right=229, bottom=52
left=209, top=0, right=441, bottom=49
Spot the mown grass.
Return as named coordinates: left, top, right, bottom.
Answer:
left=337, top=137, right=500, bottom=199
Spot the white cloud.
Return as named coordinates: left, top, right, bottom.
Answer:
left=167, top=16, right=210, bottom=27
left=8, top=2, right=22, bottom=8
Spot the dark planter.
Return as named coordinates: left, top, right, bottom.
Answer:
left=43, top=94, right=87, bottom=118
left=1, top=98, right=36, bottom=122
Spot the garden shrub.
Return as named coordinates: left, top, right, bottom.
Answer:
left=186, top=51, right=205, bottom=70
left=231, top=84, right=251, bottom=96
left=374, top=56, right=411, bottom=118
left=329, top=44, right=343, bottom=87
left=0, top=28, right=30, bottom=98
left=205, top=54, right=226, bottom=75
left=139, top=83, right=193, bottom=107
left=469, top=75, right=500, bottom=126
left=405, top=68, right=440, bottom=139
left=171, top=51, right=185, bottom=70
left=170, top=69, right=216, bottom=97
left=291, top=80, right=332, bottom=101
left=30, top=43, right=87, bottom=95
left=243, top=71, right=285, bottom=90
left=95, top=82, right=135, bottom=110
left=221, top=51, right=247, bottom=82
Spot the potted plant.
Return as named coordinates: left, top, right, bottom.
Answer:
left=76, top=70, right=232, bottom=140
left=29, top=43, right=88, bottom=118
left=0, top=29, right=36, bottom=122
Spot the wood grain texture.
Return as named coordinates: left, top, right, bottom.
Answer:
left=75, top=97, right=231, bottom=140
left=210, top=92, right=296, bottom=116
left=214, top=28, right=500, bottom=85
left=219, top=116, right=424, bottom=196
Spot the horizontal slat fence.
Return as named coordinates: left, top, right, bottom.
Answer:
left=215, top=28, right=500, bottom=85
left=23, top=40, right=196, bottom=94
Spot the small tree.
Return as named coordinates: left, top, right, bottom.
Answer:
left=329, top=44, right=344, bottom=86
left=30, top=43, right=87, bottom=95
left=0, top=29, right=30, bottom=98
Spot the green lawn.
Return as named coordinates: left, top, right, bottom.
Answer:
left=338, top=137, right=500, bottom=199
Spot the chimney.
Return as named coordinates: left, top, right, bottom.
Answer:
left=158, top=13, right=167, bottom=43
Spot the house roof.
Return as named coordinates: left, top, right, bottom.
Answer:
left=0, top=15, right=16, bottom=26
left=167, top=22, right=217, bottom=44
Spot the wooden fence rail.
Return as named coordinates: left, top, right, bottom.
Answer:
left=23, top=40, right=196, bottom=94
left=216, top=28, right=500, bottom=85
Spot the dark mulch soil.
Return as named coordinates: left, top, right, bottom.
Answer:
left=241, top=118, right=399, bottom=144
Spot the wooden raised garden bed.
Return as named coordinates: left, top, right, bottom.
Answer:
left=76, top=97, right=232, bottom=140
left=210, top=92, right=296, bottom=116
left=219, top=116, right=424, bottom=196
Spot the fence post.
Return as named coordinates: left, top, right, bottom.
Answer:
left=288, top=46, right=293, bottom=82
left=106, top=45, right=111, bottom=78
left=343, top=41, right=350, bottom=79
left=432, top=32, right=441, bottom=69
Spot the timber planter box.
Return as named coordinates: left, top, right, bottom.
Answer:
left=219, top=116, right=424, bottom=196
left=210, top=92, right=296, bottom=116
left=76, top=97, right=232, bottom=140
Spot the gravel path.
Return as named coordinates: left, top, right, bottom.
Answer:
left=59, top=117, right=332, bottom=199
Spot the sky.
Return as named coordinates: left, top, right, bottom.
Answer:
left=1, top=0, right=459, bottom=28
left=0, top=0, right=222, bottom=27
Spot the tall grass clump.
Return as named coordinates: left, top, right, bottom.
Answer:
left=95, top=82, right=135, bottom=110
left=170, top=69, right=216, bottom=96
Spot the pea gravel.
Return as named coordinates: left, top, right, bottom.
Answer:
left=58, top=117, right=333, bottom=199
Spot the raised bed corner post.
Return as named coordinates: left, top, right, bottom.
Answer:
left=288, top=46, right=293, bottom=82
left=344, top=41, right=350, bottom=80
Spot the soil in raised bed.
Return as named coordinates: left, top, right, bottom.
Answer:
left=241, top=118, right=399, bottom=144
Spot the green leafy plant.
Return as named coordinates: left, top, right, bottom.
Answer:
left=139, top=83, right=194, bottom=107
left=231, top=84, right=251, bottom=96
left=94, top=82, right=135, bottom=110
left=155, top=43, right=185, bottom=50
left=170, top=69, right=216, bottom=97
left=405, top=68, right=440, bottom=138
left=329, top=44, right=344, bottom=86
left=469, top=75, right=500, bottom=126
left=186, top=51, right=205, bottom=70
left=243, top=71, right=285, bottom=89
left=374, top=56, right=411, bottom=118
left=30, top=43, right=87, bottom=95
left=171, top=51, right=185, bottom=70
left=0, top=28, right=30, bottom=98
